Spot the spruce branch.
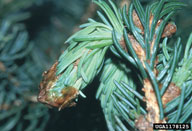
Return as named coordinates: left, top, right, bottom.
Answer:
left=113, top=1, right=184, bottom=130
left=38, top=0, right=124, bottom=110
left=96, top=57, right=146, bottom=130
left=37, top=0, right=191, bottom=131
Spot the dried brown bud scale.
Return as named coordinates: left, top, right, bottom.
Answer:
left=38, top=62, right=79, bottom=110
left=162, top=83, right=181, bottom=105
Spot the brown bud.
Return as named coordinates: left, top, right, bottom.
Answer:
left=162, top=23, right=177, bottom=38
left=162, top=83, right=181, bottom=105
left=128, top=34, right=145, bottom=61
left=58, top=86, right=79, bottom=110
left=38, top=62, right=59, bottom=107
left=38, top=62, right=79, bottom=110
left=133, top=10, right=144, bottom=34
left=38, top=62, right=58, bottom=92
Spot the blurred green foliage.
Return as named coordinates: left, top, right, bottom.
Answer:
left=0, top=0, right=50, bottom=130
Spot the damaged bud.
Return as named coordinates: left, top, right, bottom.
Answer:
left=38, top=62, right=79, bottom=110
left=133, top=10, right=144, bottom=34
left=162, top=83, right=181, bottom=105
left=162, top=22, right=177, bottom=38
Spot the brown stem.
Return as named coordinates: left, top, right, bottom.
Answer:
left=121, top=10, right=178, bottom=131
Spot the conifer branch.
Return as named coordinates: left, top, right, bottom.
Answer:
left=37, top=0, right=191, bottom=131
